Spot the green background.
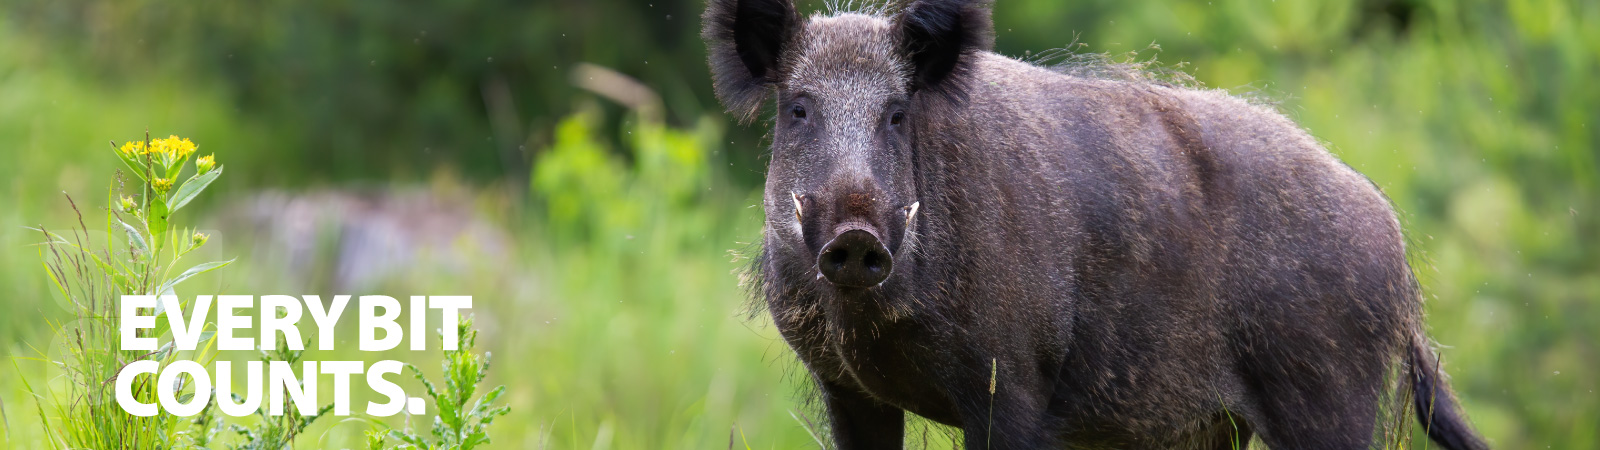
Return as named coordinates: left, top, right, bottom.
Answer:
left=1, top=0, right=1594, bottom=448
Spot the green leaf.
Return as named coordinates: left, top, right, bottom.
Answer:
left=191, top=330, right=218, bottom=354
left=170, top=166, right=221, bottom=212
left=408, top=364, right=443, bottom=401
left=466, top=386, right=505, bottom=418
left=158, top=259, right=234, bottom=298
left=387, top=430, right=429, bottom=447
left=148, top=197, right=170, bottom=245
left=39, top=258, right=75, bottom=311
left=460, top=432, right=489, bottom=450
left=121, top=219, right=151, bottom=257
left=152, top=340, right=175, bottom=361
left=79, top=249, right=136, bottom=292
left=115, top=145, right=151, bottom=183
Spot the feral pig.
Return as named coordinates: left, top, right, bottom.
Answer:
left=703, top=0, right=1488, bottom=449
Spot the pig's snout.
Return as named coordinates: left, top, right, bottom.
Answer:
left=818, top=223, right=892, bottom=288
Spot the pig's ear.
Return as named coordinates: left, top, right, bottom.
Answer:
left=703, top=0, right=801, bottom=123
left=896, top=0, right=994, bottom=95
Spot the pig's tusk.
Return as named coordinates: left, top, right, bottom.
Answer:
left=904, top=202, right=920, bottom=228
left=792, top=192, right=805, bottom=222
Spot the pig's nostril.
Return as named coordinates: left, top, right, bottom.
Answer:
left=817, top=229, right=893, bottom=288
left=861, top=251, right=883, bottom=273
left=826, top=249, right=849, bottom=271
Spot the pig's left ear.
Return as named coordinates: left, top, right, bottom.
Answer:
left=896, top=0, right=994, bottom=96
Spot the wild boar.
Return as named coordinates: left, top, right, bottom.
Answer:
left=703, top=0, right=1488, bottom=448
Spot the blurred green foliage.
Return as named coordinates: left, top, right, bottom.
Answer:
left=3, top=0, right=730, bottom=185
left=531, top=106, right=727, bottom=250
left=1, top=0, right=1596, bottom=448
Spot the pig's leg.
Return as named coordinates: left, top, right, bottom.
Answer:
left=819, top=379, right=906, bottom=449
left=950, top=358, right=1054, bottom=449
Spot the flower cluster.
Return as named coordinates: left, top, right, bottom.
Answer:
left=117, top=140, right=146, bottom=156
left=110, top=134, right=222, bottom=227
left=118, top=135, right=197, bottom=159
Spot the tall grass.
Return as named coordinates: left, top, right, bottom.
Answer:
left=22, top=133, right=231, bottom=449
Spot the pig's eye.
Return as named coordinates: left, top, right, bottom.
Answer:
left=790, top=104, right=807, bottom=120
left=890, top=110, right=905, bottom=126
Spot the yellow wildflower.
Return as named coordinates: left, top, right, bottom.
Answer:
left=162, top=135, right=197, bottom=158
left=195, top=154, right=216, bottom=173
left=118, top=140, right=147, bottom=156
left=152, top=177, right=174, bottom=193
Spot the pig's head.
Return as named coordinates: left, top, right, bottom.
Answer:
left=704, top=0, right=992, bottom=289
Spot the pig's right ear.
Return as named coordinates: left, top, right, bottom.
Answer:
left=897, top=0, right=993, bottom=98
left=703, top=0, right=800, bottom=123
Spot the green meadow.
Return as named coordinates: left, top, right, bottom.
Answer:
left=1, top=0, right=1595, bottom=448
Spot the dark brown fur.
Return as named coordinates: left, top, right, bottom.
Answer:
left=703, top=1, right=1488, bottom=449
